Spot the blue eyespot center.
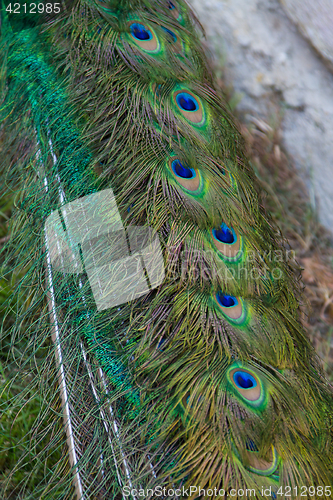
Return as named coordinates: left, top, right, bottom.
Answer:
left=233, top=371, right=257, bottom=390
left=130, top=23, right=152, bottom=41
left=176, top=92, right=199, bottom=112
left=213, top=223, right=235, bottom=244
left=171, top=159, right=196, bottom=179
left=216, top=293, right=238, bottom=308
left=168, top=1, right=176, bottom=9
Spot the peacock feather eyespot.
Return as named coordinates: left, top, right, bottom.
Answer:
left=232, top=440, right=280, bottom=478
left=173, top=89, right=205, bottom=125
left=168, top=157, right=201, bottom=192
left=162, top=27, right=177, bottom=44
left=167, top=1, right=182, bottom=22
left=245, top=439, right=259, bottom=452
left=161, top=27, right=184, bottom=55
left=227, top=364, right=268, bottom=409
left=215, top=292, right=247, bottom=324
left=128, top=22, right=159, bottom=52
left=211, top=223, right=242, bottom=261
left=230, top=369, right=261, bottom=403
left=246, top=444, right=280, bottom=477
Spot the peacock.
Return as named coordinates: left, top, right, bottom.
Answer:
left=1, top=0, right=333, bottom=498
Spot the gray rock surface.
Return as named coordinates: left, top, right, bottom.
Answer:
left=281, top=0, right=333, bottom=69
left=189, top=0, right=333, bottom=235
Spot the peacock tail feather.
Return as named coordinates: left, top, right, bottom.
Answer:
left=1, top=0, right=332, bottom=498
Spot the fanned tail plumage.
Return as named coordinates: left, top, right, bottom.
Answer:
left=1, top=0, right=333, bottom=498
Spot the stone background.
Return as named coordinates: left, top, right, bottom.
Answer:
left=189, top=0, right=333, bottom=235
